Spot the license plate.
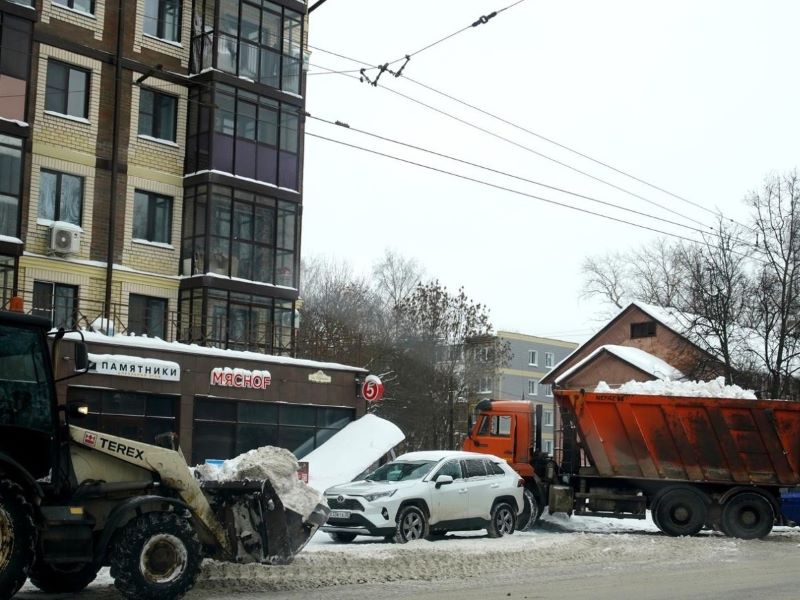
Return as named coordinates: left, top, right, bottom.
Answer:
left=329, top=510, right=350, bottom=520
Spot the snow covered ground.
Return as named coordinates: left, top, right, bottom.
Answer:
left=17, top=512, right=800, bottom=599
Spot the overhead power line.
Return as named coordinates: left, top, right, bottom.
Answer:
left=305, top=130, right=767, bottom=265
left=309, top=61, right=713, bottom=231
left=307, top=113, right=719, bottom=239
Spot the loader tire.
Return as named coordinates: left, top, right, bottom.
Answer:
left=29, top=561, right=99, bottom=593
left=110, top=511, right=202, bottom=600
left=0, top=478, right=36, bottom=599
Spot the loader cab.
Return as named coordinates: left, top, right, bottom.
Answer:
left=0, top=312, right=60, bottom=480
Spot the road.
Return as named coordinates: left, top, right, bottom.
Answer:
left=17, top=516, right=800, bottom=600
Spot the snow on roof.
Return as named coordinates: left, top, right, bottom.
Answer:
left=303, top=414, right=405, bottom=492
left=65, top=330, right=368, bottom=374
left=396, top=450, right=503, bottom=462
left=555, top=344, right=684, bottom=384
left=595, top=376, right=757, bottom=399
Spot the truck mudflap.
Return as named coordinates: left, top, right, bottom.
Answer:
left=201, top=479, right=329, bottom=565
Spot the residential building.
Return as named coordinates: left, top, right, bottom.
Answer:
left=466, top=331, right=578, bottom=454
left=1, top=0, right=307, bottom=356
left=542, top=301, right=725, bottom=389
left=0, top=0, right=377, bottom=463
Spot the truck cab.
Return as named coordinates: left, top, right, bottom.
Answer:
left=463, top=399, right=549, bottom=527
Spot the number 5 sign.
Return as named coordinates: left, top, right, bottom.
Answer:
left=361, top=374, right=384, bottom=402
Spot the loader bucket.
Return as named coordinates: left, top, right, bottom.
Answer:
left=200, top=479, right=329, bottom=565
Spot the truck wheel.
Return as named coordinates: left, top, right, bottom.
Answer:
left=29, top=561, right=99, bottom=593
left=328, top=532, right=357, bottom=543
left=721, top=493, right=774, bottom=539
left=0, top=479, right=36, bottom=599
left=110, top=511, right=202, bottom=600
left=517, top=489, right=541, bottom=530
left=654, top=487, right=707, bottom=537
left=487, top=502, right=516, bottom=538
left=393, top=505, right=428, bottom=543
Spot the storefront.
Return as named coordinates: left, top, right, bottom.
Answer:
left=57, top=333, right=370, bottom=465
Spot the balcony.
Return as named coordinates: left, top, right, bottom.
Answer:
left=1, top=287, right=295, bottom=357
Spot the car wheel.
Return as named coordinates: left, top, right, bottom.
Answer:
left=393, top=506, right=429, bottom=543
left=328, top=532, right=357, bottom=543
left=487, top=502, right=516, bottom=538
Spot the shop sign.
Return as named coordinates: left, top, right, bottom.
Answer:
left=210, top=367, right=271, bottom=390
left=88, top=353, right=180, bottom=382
left=308, top=370, right=331, bottom=384
left=361, top=374, right=384, bottom=402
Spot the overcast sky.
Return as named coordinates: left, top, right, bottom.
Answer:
left=300, top=0, right=799, bottom=343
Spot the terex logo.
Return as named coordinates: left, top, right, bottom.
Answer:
left=99, top=437, right=144, bottom=460
left=83, top=432, right=97, bottom=446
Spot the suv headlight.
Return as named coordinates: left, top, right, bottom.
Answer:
left=362, top=490, right=397, bottom=502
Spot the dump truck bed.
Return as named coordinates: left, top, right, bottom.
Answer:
left=555, top=390, right=800, bottom=486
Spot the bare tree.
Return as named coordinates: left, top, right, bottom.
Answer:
left=746, top=172, right=800, bottom=398
left=372, top=249, right=424, bottom=311
left=630, top=239, right=686, bottom=308
left=380, top=282, right=499, bottom=450
left=580, top=252, right=629, bottom=311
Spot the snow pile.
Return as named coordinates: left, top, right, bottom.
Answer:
left=303, top=414, right=405, bottom=492
left=595, top=376, right=757, bottom=399
left=195, top=446, right=324, bottom=519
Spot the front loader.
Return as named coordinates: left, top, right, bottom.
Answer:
left=0, top=310, right=328, bottom=599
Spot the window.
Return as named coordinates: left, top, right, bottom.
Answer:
left=543, top=410, right=553, bottom=427
left=434, top=460, right=462, bottom=481
left=129, top=294, right=167, bottom=339
left=478, top=376, right=492, bottom=393
left=528, top=349, right=538, bottom=366
left=205, top=1, right=303, bottom=93
left=0, top=14, right=32, bottom=122
left=544, top=352, right=555, bottom=368
left=464, top=459, right=487, bottom=478
left=0, top=323, right=52, bottom=433
left=486, top=461, right=505, bottom=476
left=528, top=379, right=538, bottom=396
left=133, top=190, right=172, bottom=243
left=45, top=60, right=89, bottom=119
left=0, top=135, right=22, bottom=237
left=631, top=321, right=657, bottom=338
left=143, top=0, right=181, bottom=42
left=71, top=387, right=177, bottom=445
left=38, top=170, right=83, bottom=226
left=138, top=88, right=177, bottom=142
left=52, top=0, right=94, bottom=15
left=544, top=440, right=553, bottom=454
left=542, top=384, right=553, bottom=397
left=191, top=397, right=353, bottom=463
left=32, top=281, right=77, bottom=329
left=477, top=415, right=511, bottom=437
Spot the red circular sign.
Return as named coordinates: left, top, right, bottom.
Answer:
left=361, top=375, right=384, bottom=402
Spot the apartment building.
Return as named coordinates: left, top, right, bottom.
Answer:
left=0, top=0, right=306, bottom=356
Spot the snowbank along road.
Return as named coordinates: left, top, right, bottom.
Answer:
left=17, top=513, right=800, bottom=599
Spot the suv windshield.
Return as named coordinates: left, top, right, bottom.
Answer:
left=366, top=460, right=436, bottom=482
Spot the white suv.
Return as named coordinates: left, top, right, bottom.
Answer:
left=322, top=450, right=524, bottom=543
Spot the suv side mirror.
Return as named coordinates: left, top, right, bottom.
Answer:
left=435, top=475, right=453, bottom=489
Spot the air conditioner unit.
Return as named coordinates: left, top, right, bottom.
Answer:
left=49, top=224, right=81, bottom=255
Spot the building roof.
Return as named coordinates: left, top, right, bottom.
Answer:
left=66, top=330, right=368, bottom=374
left=555, top=344, right=684, bottom=384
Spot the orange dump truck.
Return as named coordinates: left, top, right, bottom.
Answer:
left=464, top=389, right=800, bottom=539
